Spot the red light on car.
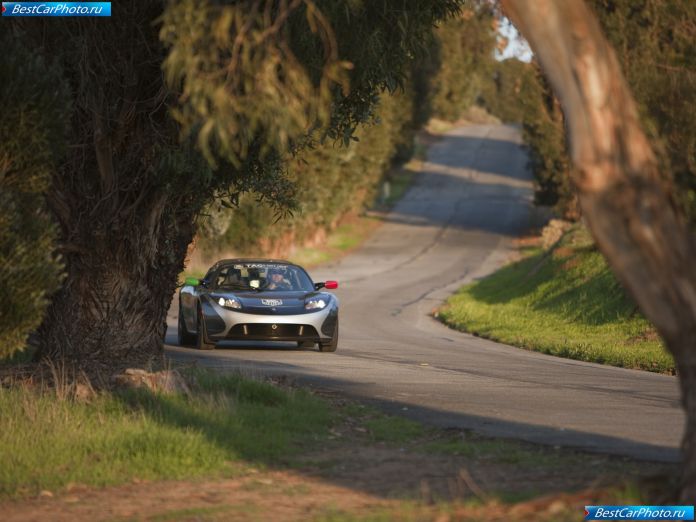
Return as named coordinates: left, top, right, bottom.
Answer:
left=325, top=280, right=338, bottom=289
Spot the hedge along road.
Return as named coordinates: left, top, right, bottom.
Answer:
left=166, top=124, right=684, bottom=462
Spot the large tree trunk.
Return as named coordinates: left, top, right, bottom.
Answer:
left=22, top=5, right=206, bottom=372
left=36, top=194, right=196, bottom=371
left=501, top=0, right=696, bottom=501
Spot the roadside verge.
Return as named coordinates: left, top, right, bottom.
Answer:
left=0, top=368, right=677, bottom=520
left=436, top=222, right=673, bottom=374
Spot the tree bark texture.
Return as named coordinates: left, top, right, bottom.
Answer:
left=501, top=0, right=696, bottom=501
left=21, top=5, right=206, bottom=371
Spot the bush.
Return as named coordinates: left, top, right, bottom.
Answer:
left=521, top=66, right=576, bottom=218
left=196, top=88, right=416, bottom=257
left=0, top=36, right=68, bottom=359
left=194, top=4, right=503, bottom=260
left=482, top=58, right=533, bottom=123
left=591, top=0, right=696, bottom=225
left=488, top=2, right=696, bottom=223
left=428, top=6, right=496, bottom=121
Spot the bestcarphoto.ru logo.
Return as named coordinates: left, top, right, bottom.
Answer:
left=2, top=2, right=111, bottom=17
left=585, top=506, right=694, bottom=521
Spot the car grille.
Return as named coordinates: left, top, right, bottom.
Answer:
left=228, top=323, right=318, bottom=340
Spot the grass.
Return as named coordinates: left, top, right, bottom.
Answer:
left=437, top=225, right=674, bottom=374
left=0, top=370, right=332, bottom=499
left=338, top=402, right=582, bottom=470
left=313, top=505, right=427, bottom=522
left=364, top=416, right=425, bottom=444
left=421, top=434, right=579, bottom=468
left=305, top=469, right=658, bottom=522
left=288, top=467, right=658, bottom=522
left=289, top=215, right=383, bottom=269
left=0, top=370, right=675, bottom=518
left=309, top=485, right=646, bottom=522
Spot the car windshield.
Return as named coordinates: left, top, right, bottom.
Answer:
left=214, top=263, right=314, bottom=292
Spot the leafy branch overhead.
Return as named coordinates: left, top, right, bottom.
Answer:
left=160, top=0, right=463, bottom=171
left=160, top=0, right=351, bottom=169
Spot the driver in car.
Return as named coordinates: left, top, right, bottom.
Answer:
left=266, top=267, right=292, bottom=291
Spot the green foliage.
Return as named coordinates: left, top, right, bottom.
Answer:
left=0, top=35, right=67, bottom=359
left=0, top=370, right=331, bottom=498
left=193, top=2, right=503, bottom=258
left=161, top=0, right=462, bottom=172
left=438, top=225, right=673, bottom=373
left=163, top=0, right=470, bottom=258
left=520, top=67, right=575, bottom=216
left=160, top=0, right=351, bottom=170
left=428, top=6, right=496, bottom=121
left=482, top=58, right=533, bottom=123
left=481, top=59, right=575, bottom=217
left=492, top=2, right=696, bottom=222
left=590, top=0, right=696, bottom=225
left=197, top=89, right=416, bottom=256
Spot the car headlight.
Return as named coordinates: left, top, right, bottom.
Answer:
left=305, top=298, right=326, bottom=310
left=216, top=296, right=242, bottom=310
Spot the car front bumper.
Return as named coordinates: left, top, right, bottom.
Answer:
left=202, top=300, right=337, bottom=343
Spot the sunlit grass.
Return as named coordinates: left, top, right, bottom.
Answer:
left=0, top=371, right=332, bottom=499
left=438, top=226, right=673, bottom=373
left=0, top=368, right=672, bottom=517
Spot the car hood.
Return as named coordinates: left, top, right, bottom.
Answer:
left=212, top=290, right=330, bottom=315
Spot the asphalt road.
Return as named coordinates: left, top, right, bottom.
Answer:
left=166, top=124, right=684, bottom=462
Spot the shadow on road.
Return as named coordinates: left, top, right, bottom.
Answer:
left=164, top=351, right=680, bottom=464
left=361, top=131, right=534, bottom=235
left=425, top=133, right=530, bottom=182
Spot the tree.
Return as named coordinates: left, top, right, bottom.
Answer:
left=427, top=5, right=497, bottom=121
left=507, top=0, right=696, bottom=223
left=14, top=4, right=214, bottom=369
left=12, top=0, right=694, bottom=498
left=501, top=0, right=696, bottom=501
left=590, top=0, right=696, bottom=226
left=195, top=88, right=417, bottom=259
left=0, top=35, right=67, bottom=359
left=518, top=65, right=576, bottom=218
left=7, top=0, right=460, bottom=370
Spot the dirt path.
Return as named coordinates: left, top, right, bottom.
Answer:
left=2, top=471, right=390, bottom=522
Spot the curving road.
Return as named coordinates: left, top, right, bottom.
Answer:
left=166, top=124, right=684, bottom=462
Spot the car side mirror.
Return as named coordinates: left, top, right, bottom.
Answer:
left=184, top=276, right=200, bottom=286
left=317, top=280, right=338, bottom=290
